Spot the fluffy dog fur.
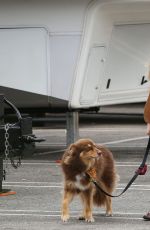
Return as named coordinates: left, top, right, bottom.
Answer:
left=61, top=138, right=118, bottom=222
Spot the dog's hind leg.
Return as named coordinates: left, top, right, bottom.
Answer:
left=61, top=190, right=74, bottom=222
left=105, top=196, right=112, bottom=216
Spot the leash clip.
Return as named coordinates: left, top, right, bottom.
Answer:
left=136, top=164, right=147, bottom=175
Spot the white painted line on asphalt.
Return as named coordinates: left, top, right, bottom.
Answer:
left=2, top=183, right=150, bottom=190
left=0, top=211, right=144, bottom=220
left=4, top=163, right=149, bottom=169
left=117, top=184, right=148, bottom=187
left=8, top=161, right=149, bottom=166
left=3, top=182, right=150, bottom=187
left=117, top=188, right=150, bottom=191
left=35, top=135, right=148, bottom=147
left=0, top=209, right=144, bottom=215
left=116, top=164, right=150, bottom=166
left=80, top=128, right=145, bottom=132
left=116, top=162, right=149, bottom=165
left=2, top=185, right=62, bottom=188
left=14, top=162, right=133, bottom=165
left=0, top=209, right=58, bottom=213
left=2, top=181, right=150, bottom=186
left=104, top=216, right=143, bottom=220
left=34, top=129, right=66, bottom=133
left=36, top=143, right=65, bottom=146
left=19, top=162, right=60, bottom=165
left=35, top=128, right=145, bottom=134
left=125, top=184, right=150, bottom=187
left=101, top=136, right=148, bottom=145
left=0, top=213, right=60, bottom=217
left=4, top=162, right=51, bottom=165
left=3, top=182, right=62, bottom=184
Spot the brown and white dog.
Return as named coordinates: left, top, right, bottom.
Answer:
left=61, top=138, right=118, bottom=222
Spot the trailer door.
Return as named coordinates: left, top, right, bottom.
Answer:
left=80, top=46, right=106, bottom=105
left=99, top=24, right=150, bottom=105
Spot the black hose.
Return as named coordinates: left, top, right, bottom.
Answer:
left=4, top=97, right=22, bottom=120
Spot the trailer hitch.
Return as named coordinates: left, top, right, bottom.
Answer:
left=0, top=95, right=45, bottom=163
left=0, top=94, right=47, bottom=195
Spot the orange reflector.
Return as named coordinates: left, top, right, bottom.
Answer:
left=0, top=190, right=16, bottom=197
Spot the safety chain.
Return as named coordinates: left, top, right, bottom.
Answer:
left=4, top=123, right=10, bottom=170
left=4, top=123, right=21, bottom=172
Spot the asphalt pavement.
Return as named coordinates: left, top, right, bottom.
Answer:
left=1, top=112, right=150, bottom=230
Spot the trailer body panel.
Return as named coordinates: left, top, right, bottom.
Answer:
left=0, top=0, right=150, bottom=110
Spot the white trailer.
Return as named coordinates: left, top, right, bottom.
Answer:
left=0, top=0, right=150, bottom=112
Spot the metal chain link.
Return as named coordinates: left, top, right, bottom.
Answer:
left=4, top=123, right=22, bottom=170
left=3, top=123, right=11, bottom=178
left=4, top=123, right=10, bottom=169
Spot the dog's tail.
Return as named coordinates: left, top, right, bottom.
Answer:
left=93, top=173, right=119, bottom=206
left=93, top=187, right=108, bottom=206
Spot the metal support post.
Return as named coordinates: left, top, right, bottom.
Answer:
left=66, top=111, right=79, bottom=146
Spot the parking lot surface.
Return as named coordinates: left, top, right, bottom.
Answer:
left=1, top=115, right=150, bottom=230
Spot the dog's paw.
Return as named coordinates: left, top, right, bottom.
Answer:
left=85, top=216, right=95, bottom=223
left=105, top=212, right=113, bottom=217
left=61, top=214, right=70, bottom=222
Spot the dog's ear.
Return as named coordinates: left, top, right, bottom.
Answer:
left=63, top=144, right=76, bottom=165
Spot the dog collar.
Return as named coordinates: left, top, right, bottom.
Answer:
left=86, top=167, right=97, bottom=180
